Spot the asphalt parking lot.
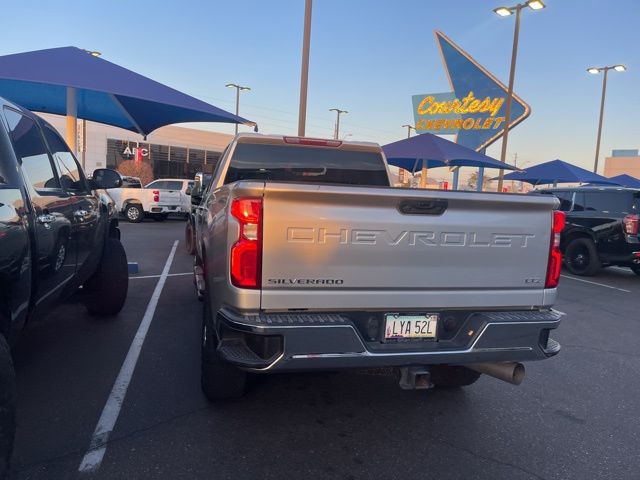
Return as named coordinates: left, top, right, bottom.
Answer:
left=9, top=219, right=640, bottom=480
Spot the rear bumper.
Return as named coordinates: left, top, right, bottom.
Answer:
left=214, top=308, right=562, bottom=372
left=148, top=204, right=180, bottom=213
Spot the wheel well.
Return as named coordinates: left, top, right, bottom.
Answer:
left=124, top=199, right=143, bottom=208
left=561, top=231, right=594, bottom=252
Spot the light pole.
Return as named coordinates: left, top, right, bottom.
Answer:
left=400, top=125, right=416, bottom=185
left=329, top=108, right=347, bottom=139
left=493, top=0, right=545, bottom=192
left=298, top=0, right=313, bottom=136
left=402, top=124, right=416, bottom=139
left=587, top=64, right=626, bottom=173
left=226, top=83, right=251, bottom=136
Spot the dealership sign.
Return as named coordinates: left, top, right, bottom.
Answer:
left=412, top=31, right=530, bottom=151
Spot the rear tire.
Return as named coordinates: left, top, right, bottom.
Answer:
left=565, top=238, right=601, bottom=276
left=631, top=265, right=640, bottom=276
left=430, top=365, right=481, bottom=388
left=201, top=289, right=246, bottom=400
left=185, top=222, right=196, bottom=255
left=124, top=204, right=144, bottom=223
left=0, top=335, right=15, bottom=480
left=84, top=238, right=129, bottom=316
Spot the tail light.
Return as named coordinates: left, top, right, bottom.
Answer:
left=545, top=210, right=566, bottom=288
left=153, top=190, right=159, bottom=202
left=230, top=197, right=263, bottom=289
left=623, top=214, right=639, bottom=235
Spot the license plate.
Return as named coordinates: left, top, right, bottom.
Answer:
left=384, top=314, right=438, bottom=340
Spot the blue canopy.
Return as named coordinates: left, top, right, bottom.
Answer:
left=502, top=159, right=620, bottom=186
left=0, top=46, right=251, bottom=136
left=608, top=174, right=640, bottom=188
left=383, top=132, right=518, bottom=173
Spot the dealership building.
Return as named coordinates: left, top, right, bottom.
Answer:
left=39, top=113, right=234, bottom=180
left=603, top=149, right=640, bottom=180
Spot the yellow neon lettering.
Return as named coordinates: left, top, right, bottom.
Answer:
left=489, top=98, right=505, bottom=117
left=493, top=117, right=505, bottom=129
left=417, top=96, right=434, bottom=115
left=482, top=117, right=493, bottom=129
left=462, top=118, right=474, bottom=129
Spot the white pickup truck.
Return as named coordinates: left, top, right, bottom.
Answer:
left=108, top=177, right=183, bottom=223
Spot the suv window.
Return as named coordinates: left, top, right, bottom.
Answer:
left=42, top=124, right=85, bottom=192
left=4, top=108, right=60, bottom=190
left=553, top=191, right=573, bottom=211
left=164, top=181, right=183, bottom=190
left=584, top=191, right=636, bottom=214
left=223, top=144, right=390, bottom=187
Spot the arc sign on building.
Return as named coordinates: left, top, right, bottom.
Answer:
left=412, top=31, right=530, bottom=152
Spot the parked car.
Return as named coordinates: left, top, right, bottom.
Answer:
left=0, top=97, right=129, bottom=476
left=185, top=172, right=212, bottom=255
left=535, top=187, right=640, bottom=276
left=192, top=133, right=563, bottom=400
left=107, top=179, right=182, bottom=222
left=145, top=178, right=193, bottom=215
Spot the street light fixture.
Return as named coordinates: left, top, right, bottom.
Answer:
left=329, top=108, right=347, bottom=140
left=402, top=124, right=416, bottom=139
left=586, top=64, right=627, bottom=173
left=82, top=49, right=101, bottom=57
left=226, top=83, right=251, bottom=136
left=492, top=0, right=545, bottom=193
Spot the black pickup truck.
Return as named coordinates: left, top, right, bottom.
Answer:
left=537, top=187, right=640, bottom=276
left=0, top=98, right=129, bottom=477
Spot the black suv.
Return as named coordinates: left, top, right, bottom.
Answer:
left=0, top=97, right=129, bottom=476
left=537, top=187, right=640, bottom=276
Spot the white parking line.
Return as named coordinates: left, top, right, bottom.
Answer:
left=560, top=274, right=631, bottom=293
left=130, top=272, right=191, bottom=280
left=78, top=240, right=179, bottom=474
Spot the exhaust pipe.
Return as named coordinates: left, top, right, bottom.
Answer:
left=466, top=362, right=525, bottom=385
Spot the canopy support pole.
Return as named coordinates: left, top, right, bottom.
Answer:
left=66, top=87, right=77, bottom=154
left=452, top=167, right=460, bottom=190
left=420, top=159, right=428, bottom=188
left=477, top=166, right=485, bottom=192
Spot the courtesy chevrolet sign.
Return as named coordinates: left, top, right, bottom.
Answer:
left=415, top=91, right=506, bottom=132
left=413, top=31, right=530, bottom=151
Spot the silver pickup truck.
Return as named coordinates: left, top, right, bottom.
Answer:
left=193, top=133, right=564, bottom=399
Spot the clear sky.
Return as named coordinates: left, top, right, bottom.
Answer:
left=2, top=0, right=639, bottom=172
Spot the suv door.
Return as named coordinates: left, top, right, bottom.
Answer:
left=3, top=108, right=78, bottom=308
left=42, top=122, right=101, bottom=276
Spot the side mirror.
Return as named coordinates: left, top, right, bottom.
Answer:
left=92, top=169, right=123, bottom=189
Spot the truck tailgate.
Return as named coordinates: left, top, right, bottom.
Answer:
left=156, top=189, right=181, bottom=205
left=260, top=183, right=558, bottom=310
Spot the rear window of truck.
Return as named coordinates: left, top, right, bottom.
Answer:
left=223, top=143, right=389, bottom=187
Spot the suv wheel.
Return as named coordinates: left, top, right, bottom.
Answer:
left=201, top=289, right=246, bottom=400
left=430, top=365, right=481, bottom=388
left=125, top=204, right=144, bottom=223
left=565, top=238, right=601, bottom=276
left=0, top=335, right=15, bottom=479
left=83, top=238, right=129, bottom=316
left=630, top=265, right=640, bottom=276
